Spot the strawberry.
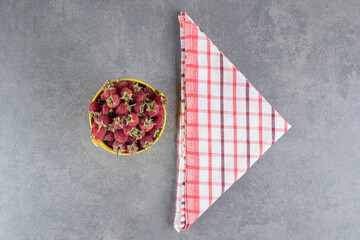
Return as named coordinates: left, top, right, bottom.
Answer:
left=147, top=128, right=161, bottom=139
left=107, top=140, right=115, bottom=147
left=120, top=87, right=133, bottom=101
left=94, top=126, right=107, bottom=141
left=102, top=102, right=112, bottom=114
left=127, top=142, right=139, bottom=154
left=153, top=116, right=164, bottom=129
left=115, top=81, right=128, bottom=93
left=106, top=131, right=115, bottom=142
left=88, top=102, right=101, bottom=113
left=145, top=101, right=159, bottom=117
left=135, top=128, right=145, bottom=140
left=154, top=95, right=168, bottom=107
left=126, top=136, right=136, bottom=145
left=124, top=113, right=139, bottom=127
left=95, top=114, right=111, bottom=130
left=114, top=129, right=128, bottom=143
left=145, top=86, right=156, bottom=99
left=133, top=102, right=145, bottom=114
left=113, top=141, right=127, bottom=155
left=100, top=92, right=107, bottom=100
left=106, top=94, right=120, bottom=108
left=115, top=102, right=133, bottom=115
left=139, top=117, right=154, bottom=132
left=123, top=125, right=138, bottom=137
left=103, top=86, right=117, bottom=99
left=113, top=115, right=125, bottom=129
left=127, top=82, right=135, bottom=92
left=139, top=134, right=154, bottom=149
left=129, top=82, right=143, bottom=93
left=157, top=104, right=165, bottom=116
left=91, top=122, right=99, bottom=136
left=133, top=92, right=146, bottom=102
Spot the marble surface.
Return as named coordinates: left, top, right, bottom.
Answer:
left=1, top=0, right=360, bottom=239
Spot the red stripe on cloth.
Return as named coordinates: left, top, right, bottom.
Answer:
left=186, top=49, right=221, bottom=56
left=186, top=78, right=248, bottom=87
left=220, top=53, right=225, bottom=194
left=246, top=80, right=250, bottom=169
left=186, top=165, right=248, bottom=172
left=183, top=35, right=208, bottom=40
left=186, top=137, right=273, bottom=145
left=184, top=19, right=200, bottom=226
left=186, top=108, right=284, bottom=118
left=185, top=93, right=261, bottom=102
left=207, top=39, right=213, bottom=206
left=186, top=123, right=285, bottom=132
left=187, top=151, right=260, bottom=158
left=233, top=67, right=238, bottom=181
left=187, top=180, right=236, bottom=187
left=272, top=108, right=275, bottom=144
left=259, top=93, right=263, bottom=156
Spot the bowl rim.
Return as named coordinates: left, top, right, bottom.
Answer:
left=89, top=78, right=167, bottom=155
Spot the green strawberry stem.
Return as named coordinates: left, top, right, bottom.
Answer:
left=133, top=83, right=143, bottom=93
left=121, top=92, right=133, bottom=102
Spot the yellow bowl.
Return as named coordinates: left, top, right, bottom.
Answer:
left=89, top=78, right=167, bottom=155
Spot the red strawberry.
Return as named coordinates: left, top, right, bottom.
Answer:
left=100, top=92, right=107, bottom=100
left=154, top=95, right=168, bottom=107
left=153, top=116, right=164, bottom=129
left=123, top=125, right=138, bottom=137
left=145, top=86, right=156, bottom=99
left=107, top=140, right=115, bottom=147
left=147, top=128, right=161, bottom=139
left=145, top=101, right=159, bottom=117
left=95, top=114, right=111, bottom=129
left=91, top=122, right=99, bottom=136
left=124, top=113, right=139, bottom=127
left=139, top=117, right=154, bottom=132
left=133, top=92, right=146, bottom=102
left=115, top=81, right=128, bottom=93
left=113, top=141, right=127, bottom=155
left=157, top=105, right=165, bottom=116
left=106, top=131, right=115, bottom=141
left=114, top=129, right=128, bottom=143
left=103, top=86, right=117, bottom=99
left=120, top=87, right=133, bottom=101
left=139, top=134, right=154, bottom=149
left=102, top=103, right=112, bottom=114
left=133, top=102, right=145, bottom=114
left=135, top=128, right=145, bottom=140
left=129, top=82, right=143, bottom=93
left=126, top=136, right=136, bottom=144
left=127, top=82, right=135, bottom=92
left=113, top=115, right=125, bottom=129
left=88, top=102, right=101, bottom=113
left=115, top=102, right=133, bottom=115
left=106, top=94, right=120, bottom=108
left=127, top=142, right=139, bottom=154
left=94, top=126, right=107, bottom=141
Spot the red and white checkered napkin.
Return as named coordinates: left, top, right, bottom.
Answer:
left=174, top=12, right=291, bottom=232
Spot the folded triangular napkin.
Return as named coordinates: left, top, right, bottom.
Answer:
left=174, top=12, right=291, bottom=232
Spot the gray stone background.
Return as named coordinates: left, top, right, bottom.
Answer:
left=1, top=0, right=359, bottom=239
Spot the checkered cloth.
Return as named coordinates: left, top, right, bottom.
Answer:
left=174, top=12, right=291, bottom=232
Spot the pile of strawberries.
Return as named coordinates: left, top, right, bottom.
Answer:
left=88, top=80, right=167, bottom=155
